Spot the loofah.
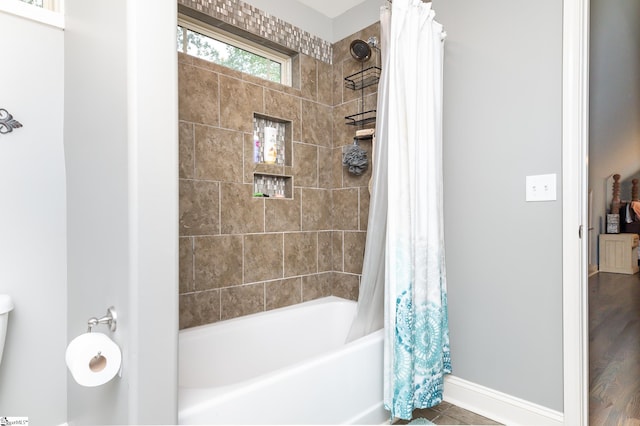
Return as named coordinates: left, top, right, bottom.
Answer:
left=342, top=144, right=368, bottom=175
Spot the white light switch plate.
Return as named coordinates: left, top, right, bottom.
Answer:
left=526, top=174, right=557, bottom=202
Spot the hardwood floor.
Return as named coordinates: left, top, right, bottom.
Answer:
left=393, top=401, right=501, bottom=425
left=589, top=272, right=640, bottom=425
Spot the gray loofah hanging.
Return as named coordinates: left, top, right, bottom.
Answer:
left=342, top=140, right=368, bottom=175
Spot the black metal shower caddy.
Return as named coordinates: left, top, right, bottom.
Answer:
left=344, top=66, right=381, bottom=127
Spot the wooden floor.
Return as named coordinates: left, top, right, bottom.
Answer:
left=589, top=272, right=640, bottom=425
left=393, top=401, right=501, bottom=425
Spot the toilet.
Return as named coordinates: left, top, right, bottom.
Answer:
left=0, top=295, right=13, bottom=366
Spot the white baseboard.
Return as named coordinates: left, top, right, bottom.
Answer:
left=443, top=375, right=564, bottom=426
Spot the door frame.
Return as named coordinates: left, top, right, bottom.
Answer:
left=562, top=0, right=589, bottom=424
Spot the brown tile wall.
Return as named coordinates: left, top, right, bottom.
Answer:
left=330, top=22, right=381, bottom=307
left=179, top=21, right=381, bottom=329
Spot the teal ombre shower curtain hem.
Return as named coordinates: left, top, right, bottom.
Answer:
left=383, top=0, right=450, bottom=420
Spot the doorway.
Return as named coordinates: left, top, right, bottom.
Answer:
left=587, top=0, right=640, bottom=423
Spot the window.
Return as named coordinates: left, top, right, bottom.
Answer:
left=19, top=0, right=43, bottom=6
left=177, top=17, right=292, bottom=86
left=18, top=0, right=59, bottom=11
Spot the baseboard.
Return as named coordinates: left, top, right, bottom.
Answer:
left=443, top=375, right=564, bottom=426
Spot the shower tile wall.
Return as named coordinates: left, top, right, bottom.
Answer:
left=179, top=18, right=380, bottom=329
left=331, top=22, right=380, bottom=303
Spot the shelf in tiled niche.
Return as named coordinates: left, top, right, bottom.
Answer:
left=253, top=174, right=293, bottom=199
left=253, top=114, right=292, bottom=167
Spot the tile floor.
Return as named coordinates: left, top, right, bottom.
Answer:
left=393, top=401, right=502, bottom=425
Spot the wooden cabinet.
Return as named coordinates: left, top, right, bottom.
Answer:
left=599, top=233, right=639, bottom=274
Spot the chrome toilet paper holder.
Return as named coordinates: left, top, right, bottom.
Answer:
left=87, top=306, right=117, bottom=332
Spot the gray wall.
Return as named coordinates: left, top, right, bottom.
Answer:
left=65, top=1, right=130, bottom=422
left=588, top=0, right=640, bottom=266
left=65, top=0, right=178, bottom=424
left=0, top=11, right=67, bottom=425
left=434, top=0, right=564, bottom=411
left=332, top=0, right=386, bottom=43
left=241, top=0, right=333, bottom=41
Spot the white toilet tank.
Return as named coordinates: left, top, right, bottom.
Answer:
left=0, top=295, right=14, bottom=366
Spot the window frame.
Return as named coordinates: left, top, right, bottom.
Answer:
left=18, top=0, right=60, bottom=12
left=1, top=0, right=64, bottom=28
left=178, top=15, right=292, bottom=86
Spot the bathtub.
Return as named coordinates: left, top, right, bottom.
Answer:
left=178, top=296, right=386, bottom=425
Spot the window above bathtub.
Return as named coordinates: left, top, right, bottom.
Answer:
left=2, top=0, right=64, bottom=28
left=177, top=15, right=293, bottom=86
left=18, top=0, right=59, bottom=11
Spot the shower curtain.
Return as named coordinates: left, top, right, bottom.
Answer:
left=346, top=0, right=449, bottom=419
left=383, top=0, right=450, bottom=420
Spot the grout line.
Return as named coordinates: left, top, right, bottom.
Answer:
left=342, top=231, right=345, bottom=272
left=241, top=235, right=245, bottom=285
left=300, top=188, right=303, bottom=231
left=242, top=131, right=246, bottom=186
left=217, top=74, right=221, bottom=127
left=357, top=187, right=361, bottom=230
left=190, top=237, right=196, bottom=292
left=300, top=275, right=304, bottom=302
left=218, top=182, right=222, bottom=235
left=191, top=122, right=196, bottom=177
left=218, top=287, right=222, bottom=321
left=315, top=60, right=319, bottom=101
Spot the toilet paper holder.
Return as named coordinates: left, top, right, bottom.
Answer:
left=87, top=306, right=117, bottom=333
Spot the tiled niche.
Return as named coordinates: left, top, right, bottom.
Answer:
left=252, top=114, right=293, bottom=198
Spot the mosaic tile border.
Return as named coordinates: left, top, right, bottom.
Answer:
left=178, top=0, right=333, bottom=64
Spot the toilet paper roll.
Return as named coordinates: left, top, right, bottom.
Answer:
left=65, top=332, right=122, bottom=387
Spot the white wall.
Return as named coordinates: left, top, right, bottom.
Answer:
left=588, top=0, right=640, bottom=265
left=65, top=0, right=178, bottom=423
left=0, top=10, right=67, bottom=425
left=435, top=0, right=564, bottom=412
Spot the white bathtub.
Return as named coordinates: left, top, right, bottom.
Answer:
left=178, top=296, right=386, bottom=425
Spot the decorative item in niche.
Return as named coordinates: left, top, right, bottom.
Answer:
left=253, top=116, right=286, bottom=165
left=253, top=174, right=291, bottom=198
left=0, top=109, right=23, bottom=134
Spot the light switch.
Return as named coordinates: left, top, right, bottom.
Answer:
left=526, top=174, right=557, bottom=202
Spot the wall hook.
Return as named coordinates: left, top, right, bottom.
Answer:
left=0, top=109, right=23, bottom=134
